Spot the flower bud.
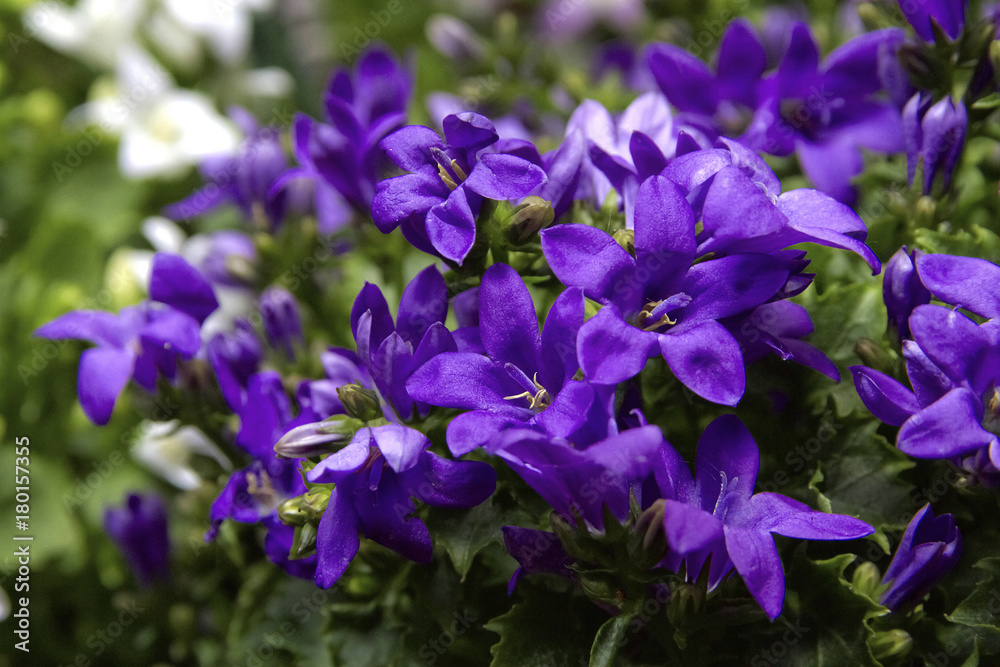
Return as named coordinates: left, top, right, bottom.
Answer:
left=273, top=415, right=365, bottom=458
left=880, top=504, right=961, bottom=611
left=502, top=196, right=555, bottom=245
left=870, top=629, right=913, bottom=660
left=612, top=229, right=635, bottom=257
left=920, top=96, right=967, bottom=193
left=337, top=383, right=382, bottom=421
left=277, top=496, right=309, bottom=526
left=882, top=246, right=931, bottom=343
left=260, top=286, right=303, bottom=359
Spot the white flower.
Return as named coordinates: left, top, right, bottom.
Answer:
left=161, top=0, right=272, bottom=65
left=24, top=0, right=147, bottom=68
left=132, top=420, right=232, bottom=490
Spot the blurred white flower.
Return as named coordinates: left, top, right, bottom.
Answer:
left=132, top=420, right=232, bottom=490
left=161, top=0, right=273, bottom=65
left=24, top=0, right=147, bottom=68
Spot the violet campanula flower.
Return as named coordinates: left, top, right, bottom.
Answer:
left=104, top=493, right=171, bottom=587
left=880, top=504, right=961, bottom=611
left=902, top=93, right=968, bottom=193
left=306, top=423, right=496, bottom=588
left=164, top=107, right=290, bottom=227
left=372, top=112, right=546, bottom=264
left=501, top=526, right=573, bottom=594
left=851, top=253, right=1000, bottom=467
left=34, top=254, right=213, bottom=425
left=260, top=286, right=303, bottom=359
left=351, top=265, right=458, bottom=421
left=654, top=415, right=874, bottom=620
left=207, top=319, right=262, bottom=411
left=541, top=174, right=793, bottom=405
left=662, top=138, right=881, bottom=273
left=900, top=0, right=968, bottom=42
left=281, top=45, right=413, bottom=233
left=647, top=22, right=907, bottom=204
left=406, top=263, right=615, bottom=455
left=883, top=246, right=931, bottom=342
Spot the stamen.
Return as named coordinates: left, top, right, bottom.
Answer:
left=503, top=373, right=551, bottom=410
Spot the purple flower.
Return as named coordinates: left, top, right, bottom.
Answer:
left=903, top=93, right=968, bottom=193
left=647, top=22, right=907, bottom=203
left=501, top=526, right=573, bottom=594
left=406, top=263, right=615, bottom=454
left=208, top=319, right=262, bottom=411
left=880, top=504, right=961, bottom=610
left=164, top=107, right=290, bottom=227
left=541, top=174, right=795, bottom=405
left=351, top=266, right=457, bottom=421
left=260, top=287, right=303, bottom=359
left=104, top=493, right=171, bottom=587
left=372, top=113, right=546, bottom=264
left=654, top=415, right=874, bottom=620
left=900, top=0, right=968, bottom=42
left=851, top=254, right=1000, bottom=466
left=883, top=246, right=931, bottom=342
left=306, top=423, right=496, bottom=588
left=280, top=45, right=413, bottom=233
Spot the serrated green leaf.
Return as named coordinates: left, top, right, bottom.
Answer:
left=947, top=558, right=1000, bottom=639
left=486, top=589, right=601, bottom=667
left=589, top=612, right=635, bottom=667
left=426, top=496, right=505, bottom=579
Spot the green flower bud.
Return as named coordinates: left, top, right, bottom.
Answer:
left=337, top=383, right=382, bottom=421
left=612, top=229, right=636, bottom=257
left=854, top=338, right=893, bottom=375
left=277, top=496, right=309, bottom=526
left=302, top=489, right=331, bottom=522
left=870, top=629, right=913, bottom=661
left=502, top=196, right=555, bottom=245
left=274, top=415, right=365, bottom=458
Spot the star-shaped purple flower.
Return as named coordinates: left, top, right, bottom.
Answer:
left=880, top=503, right=961, bottom=611
left=654, top=415, right=874, bottom=620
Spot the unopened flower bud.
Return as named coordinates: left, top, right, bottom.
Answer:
left=260, top=286, right=303, bottom=359
left=870, top=629, right=913, bottom=660
left=302, top=489, right=330, bottom=522
left=854, top=338, right=893, bottom=375
left=502, top=196, right=555, bottom=245
left=667, top=582, right=704, bottom=626
left=293, top=522, right=318, bottom=557
left=278, top=496, right=309, bottom=526
left=274, top=415, right=364, bottom=458
left=337, top=383, right=382, bottom=421
left=612, top=229, right=636, bottom=257
left=851, top=561, right=884, bottom=600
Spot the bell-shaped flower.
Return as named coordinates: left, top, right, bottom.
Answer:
left=372, top=112, right=546, bottom=263
left=654, top=415, right=873, bottom=620
left=307, top=423, right=496, bottom=588
left=903, top=93, right=968, bottom=194
left=880, top=504, right=961, bottom=610
left=406, top=263, right=614, bottom=455
left=104, top=493, right=171, bottom=587
left=883, top=246, right=931, bottom=342
left=899, top=0, right=968, bottom=42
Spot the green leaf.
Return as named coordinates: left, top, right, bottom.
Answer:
left=914, top=225, right=1000, bottom=265
left=780, top=548, right=889, bottom=667
left=948, top=558, right=1000, bottom=643
left=486, top=588, right=603, bottom=667
left=590, top=612, right=635, bottom=667
left=426, top=495, right=506, bottom=579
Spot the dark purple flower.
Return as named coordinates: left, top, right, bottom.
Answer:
left=541, top=174, right=799, bottom=405
left=501, top=526, right=573, bottom=594
left=208, top=319, right=262, bottom=411
left=903, top=93, right=968, bottom=193
left=406, top=263, right=615, bottom=454
left=104, top=493, right=171, bottom=587
left=351, top=266, right=457, bottom=420
left=165, top=107, right=290, bottom=227
left=647, top=22, right=907, bottom=204
left=654, top=415, right=874, bottom=620
left=306, top=423, right=496, bottom=588
left=851, top=256, right=1000, bottom=464
left=880, top=504, right=961, bottom=610
left=372, top=113, right=546, bottom=263
left=192, top=230, right=257, bottom=289
left=883, top=246, right=931, bottom=342
left=260, top=287, right=303, bottom=359
left=900, top=0, right=967, bottom=42
left=34, top=300, right=202, bottom=425
left=262, top=514, right=318, bottom=580
left=280, top=45, right=413, bottom=233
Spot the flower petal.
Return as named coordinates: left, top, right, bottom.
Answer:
left=850, top=366, right=920, bottom=427
left=480, top=263, right=542, bottom=375
left=464, top=153, right=547, bottom=200
left=724, top=525, right=785, bottom=620
left=315, top=488, right=360, bottom=588
left=916, top=254, right=1000, bottom=320
left=78, top=347, right=136, bottom=425
left=898, top=388, right=996, bottom=459
left=660, top=321, right=746, bottom=406
left=426, top=186, right=478, bottom=264
left=578, top=307, right=659, bottom=384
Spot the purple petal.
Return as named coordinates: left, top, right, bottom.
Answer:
left=694, top=414, right=759, bottom=507
left=315, top=488, right=360, bottom=588
left=908, top=305, right=992, bottom=388
left=902, top=340, right=954, bottom=406
left=139, top=307, right=202, bottom=357
left=680, top=254, right=789, bottom=324
left=775, top=188, right=879, bottom=273
left=464, top=153, right=547, bottom=200
left=715, top=19, right=767, bottom=106
left=446, top=410, right=515, bottom=456
left=724, top=525, right=785, bottom=620
left=354, top=474, right=433, bottom=563
left=371, top=423, right=428, bottom=473
left=899, top=388, right=996, bottom=459
left=149, top=253, right=219, bottom=324
left=407, top=452, right=496, bottom=507
left=443, top=112, right=498, bottom=155
left=645, top=44, right=718, bottom=115
left=371, top=172, right=447, bottom=234
left=634, top=175, right=696, bottom=293
left=916, top=254, right=1000, bottom=319
left=480, top=263, right=541, bottom=375
left=540, top=224, right=638, bottom=310
left=655, top=440, right=697, bottom=504
left=35, top=309, right=135, bottom=348
left=406, top=352, right=532, bottom=417
left=743, top=493, right=873, bottom=539
left=371, top=333, right=414, bottom=420
left=539, top=287, right=585, bottom=390
left=78, top=347, right=135, bottom=425
left=380, top=124, right=446, bottom=173
left=577, top=307, right=659, bottom=384
left=426, top=186, right=478, bottom=264
left=794, top=138, right=863, bottom=207
left=701, top=166, right=788, bottom=245
left=396, top=266, right=448, bottom=347
left=351, top=283, right=395, bottom=352
left=660, top=321, right=745, bottom=406
left=850, top=366, right=920, bottom=427
left=307, top=432, right=371, bottom=483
